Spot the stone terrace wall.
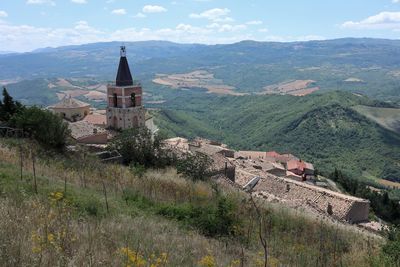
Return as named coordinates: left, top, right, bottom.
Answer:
left=253, top=175, right=369, bottom=223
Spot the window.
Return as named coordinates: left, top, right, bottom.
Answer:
left=131, top=93, right=136, bottom=107
left=113, top=93, right=118, bottom=107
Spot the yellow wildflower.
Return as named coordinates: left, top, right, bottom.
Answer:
left=49, top=191, right=64, bottom=202
left=32, top=246, right=42, bottom=254
left=229, top=259, right=241, bottom=267
left=198, top=255, right=216, bottom=267
left=47, top=233, right=55, bottom=242
left=120, top=247, right=147, bottom=267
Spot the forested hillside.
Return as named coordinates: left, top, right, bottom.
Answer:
left=154, top=91, right=400, bottom=181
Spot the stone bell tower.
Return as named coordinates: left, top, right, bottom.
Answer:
left=106, top=46, right=146, bottom=130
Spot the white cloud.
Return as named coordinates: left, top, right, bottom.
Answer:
left=0, top=18, right=324, bottom=52
left=142, top=5, right=167, bottom=13
left=190, top=8, right=231, bottom=22
left=133, top=12, right=146, bottom=18
left=393, top=0, right=399, bottom=3
left=246, top=20, right=262, bottom=25
left=0, top=11, right=8, bottom=18
left=206, top=22, right=246, bottom=32
left=26, top=0, right=55, bottom=6
left=111, top=9, right=127, bottom=15
left=0, top=21, right=104, bottom=52
left=71, top=0, right=87, bottom=4
left=342, top=11, right=400, bottom=29
left=262, top=35, right=325, bottom=42
left=258, top=28, right=268, bottom=33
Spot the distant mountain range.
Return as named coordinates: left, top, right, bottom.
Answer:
left=0, top=51, right=17, bottom=55
left=1, top=38, right=400, bottom=102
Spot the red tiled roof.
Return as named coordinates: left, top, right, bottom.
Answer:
left=266, top=151, right=281, bottom=157
left=286, top=159, right=306, bottom=172
left=83, top=114, right=107, bottom=125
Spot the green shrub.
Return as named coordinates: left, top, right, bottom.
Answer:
left=9, top=106, right=70, bottom=150
left=70, top=194, right=104, bottom=217
left=382, top=227, right=400, bottom=264
left=129, top=163, right=146, bottom=178
left=176, top=153, right=212, bottom=182
left=157, top=196, right=238, bottom=237
left=122, top=188, right=155, bottom=210
left=109, top=127, right=175, bottom=168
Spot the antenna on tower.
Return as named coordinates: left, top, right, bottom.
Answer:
left=120, top=44, right=126, bottom=57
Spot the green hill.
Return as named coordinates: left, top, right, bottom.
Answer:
left=155, top=91, right=400, bottom=181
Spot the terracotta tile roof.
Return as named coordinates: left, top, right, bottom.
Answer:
left=50, top=96, right=90, bottom=109
left=68, top=121, right=106, bottom=140
left=266, top=151, right=281, bottom=157
left=286, top=159, right=303, bottom=171
left=163, top=137, right=190, bottom=151
left=304, top=162, right=314, bottom=170
left=83, top=114, right=107, bottom=125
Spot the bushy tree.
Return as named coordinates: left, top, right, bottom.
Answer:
left=0, top=87, right=23, bottom=122
left=109, top=127, right=174, bottom=168
left=9, top=106, right=70, bottom=150
left=383, top=226, right=400, bottom=264
left=176, top=152, right=212, bottom=181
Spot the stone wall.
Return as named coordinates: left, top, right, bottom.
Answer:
left=78, top=133, right=108, bottom=144
left=252, top=174, right=369, bottom=223
left=106, top=106, right=145, bottom=129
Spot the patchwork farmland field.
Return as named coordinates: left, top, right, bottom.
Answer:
left=153, top=70, right=246, bottom=96
left=261, top=80, right=319, bottom=96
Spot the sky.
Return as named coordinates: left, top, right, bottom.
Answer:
left=1, top=0, right=400, bottom=52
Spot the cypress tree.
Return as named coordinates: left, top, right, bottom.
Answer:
left=0, top=87, right=22, bottom=122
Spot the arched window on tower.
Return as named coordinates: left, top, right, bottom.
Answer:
left=131, top=93, right=136, bottom=107
left=113, top=93, right=118, bottom=107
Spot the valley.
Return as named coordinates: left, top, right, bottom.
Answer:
left=153, top=91, right=400, bottom=183
left=1, top=38, right=400, bottom=187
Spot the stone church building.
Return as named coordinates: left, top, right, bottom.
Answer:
left=106, top=46, right=147, bottom=130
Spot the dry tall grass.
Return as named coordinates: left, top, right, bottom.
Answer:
left=0, top=140, right=391, bottom=266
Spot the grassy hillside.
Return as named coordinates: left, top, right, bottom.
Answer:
left=0, top=139, right=391, bottom=266
left=155, top=91, right=400, bottom=181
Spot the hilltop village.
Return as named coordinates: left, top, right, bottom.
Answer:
left=48, top=46, right=158, bottom=145
left=46, top=46, right=372, bottom=228
left=163, top=137, right=371, bottom=225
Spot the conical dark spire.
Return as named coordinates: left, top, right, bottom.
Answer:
left=116, top=46, right=133, bottom=86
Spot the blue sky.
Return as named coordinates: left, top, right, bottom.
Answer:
left=1, top=0, right=400, bottom=51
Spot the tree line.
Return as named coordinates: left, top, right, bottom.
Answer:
left=329, top=169, right=400, bottom=225
left=0, top=87, right=69, bottom=150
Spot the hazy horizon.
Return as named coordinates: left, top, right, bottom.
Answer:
left=3, top=36, right=400, bottom=55
left=1, top=0, right=400, bottom=52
